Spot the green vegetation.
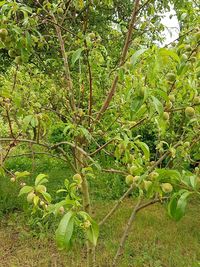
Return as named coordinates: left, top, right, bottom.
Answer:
left=0, top=0, right=199, bottom=266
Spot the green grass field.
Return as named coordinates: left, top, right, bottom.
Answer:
left=0, top=158, right=200, bottom=267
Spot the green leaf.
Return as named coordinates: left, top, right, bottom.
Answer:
left=136, top=141, right=150, bottom=160
left=55, top=211, right=75, bottom=250
left=189, top=175, right=197, bottom=189
left=159, top=48, right=180, bottom=63
left=168, top=190, right=191, bottom=221
left=130, top=49, right=147, bottom=66
left=71, top=48, right=84, bottom=67
left=41, top=191, right=51, bottom=202
left=33, top=195, right=40, bottom=206
left=0, top=1, right=6, bottom=7
left=18, top=186, right=33, bottom=196
left=35, top=174, right=48, bottom=186
left=15, top=171, right=30, bottom=178
left=151, top=96, right=163, bottom=115
left=156, top=169, right=181, bottom=181
left=86, top=219, right=99, bottom=246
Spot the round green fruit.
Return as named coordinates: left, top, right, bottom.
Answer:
left=166, top=73, right=176, bottom=82
left=8, top=49, right=16, bottom=58
left=190, top=57, right=196, bottom=63
left=14, top=56, right=23, bottom=65
left=40, top=200, right=45, bottom=206
left=144, top=180, right=152, bottom=191
left=166, top=101, right=173, bottom=110
left=10, top=177, right=16, bottom=182
left=185, top=44, right=192, bottom=52
left=161, top=183, right=173, bottom=193
left=58, top=206, right=65, bottom=214
left=57, top=7, right=64, bottom=15
left=163, top=112, right=169, bottom=121
left=97, top=130, right=103, bottom=135
left=125, top=175, right=134, bottom=185
left=73, top=173, right=82, bottom=184
left=168, top=94, right=175, bottom=102
left=129, top=164, right=139, bottom=175
left=89, top=32, right=95, bottom=39
left=83, top=220, right=91, bottom=228
left=0, top=28, right=8, bottom=40
left=183, top=141, right=190, bottom=148
left=181, top=54, right=188, bottom=61
left=185, top=106, right=195, bottom=117
left=193, top=96, right=200, bottom=104
left=149, top=171, right=159, bottom=180
left=27, top=192, right=35, bottom=203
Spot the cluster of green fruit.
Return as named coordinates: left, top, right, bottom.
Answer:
left=0, top=28, right=23, bottom=64
left=26, top=184, right=48, bottom=208
left=125, top=167, right=173, bottom=194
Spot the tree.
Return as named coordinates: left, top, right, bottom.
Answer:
left=0, top=0, right=200, bottom=266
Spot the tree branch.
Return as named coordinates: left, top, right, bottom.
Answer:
left=95, top=0, right=140, bottom=122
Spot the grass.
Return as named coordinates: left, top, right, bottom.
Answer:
left=0, top=199, right=200, bottom=267
left=0, top=157, right=200, bottom=266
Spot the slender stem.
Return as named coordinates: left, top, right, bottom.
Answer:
left=112, top=197, right=168, bottom=266
left=52, top=15, right=76, bottom=112
left=112, top=198, right=142, bottom=267
left=99, top=184, right=135, bottom=226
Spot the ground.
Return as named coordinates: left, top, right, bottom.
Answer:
left=0, top=198, right=200, bottom=267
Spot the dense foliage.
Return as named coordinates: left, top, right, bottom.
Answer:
left=0, top=0, right=199, bottom=266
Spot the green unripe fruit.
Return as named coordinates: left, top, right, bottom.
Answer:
left=83, top=220, right=91, bottom=228
left=185, top=106, right=195, bottom=117
left=149, top=171, right=159, bottom=180
left=183, top=141, right=190, bottom=148
left=10, top=177, right=16, bottom=182
left=193, top=96, right=200, bottom=104
left=27, top=192, right=35, bottom=203
left=73, top=173, right=82, bottom=184
left=57, top=7, right=64, bottom=15
left=144, top=180, right=152, bottom=191
left=181, top=54, right=188, bottom=61
left=168, top=95, right=175, bottom=102
left=58, top=206, right=65, bottom=214
left=129, top=165, right=139, bottom=175
left=0, top=28, right=8, bottom=40
left=78, top=108, right=84, bottom=117
left=8, top=49, right=16, bottom=58
left=14, top=56, right=23, bottom=65
left=166, top=101, right=173, bottom=109
left=125, top=175, right=134, bottom=185
left=88, top=32, right=95, bottom=39
left=166, top=73, right=176, bottom=82
left=40, top=200, right=45, bottom=206
left=161, top=183, right=173, bottom=193
left=190, top=57, right=196, bottom=63
left=185, top=44, right=192, bottom=52
left=97, top=130, right=103, bottom=135
left=163, top=112, right=169, bottom=121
